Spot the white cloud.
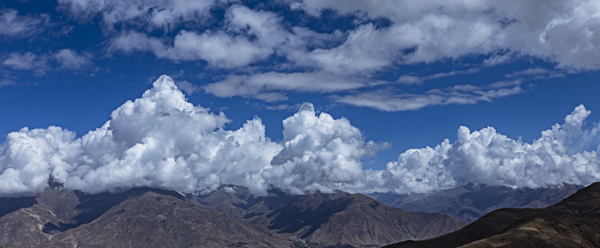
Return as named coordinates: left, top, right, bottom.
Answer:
left=0, top=9, right=48, bottom=38
left=0, top=76, right=281, bottom=196
left=333, top=80, right=524, bottom=111
left=264, top=103, right=383, bottom=194
left=1, top=76, right=599, bottom=197
left=289, top=0, right=600, bottom=70
left=505, top=67, right=566, bottom=79
left=175, top=80, right=200, bottom=95
left=0, top=76, right=378, bottom=196
left=3, top=52, right=48, bottom=74
left=109, top=29, right=270, bottom=69
left=0, top=78, right=16, bottom=87
left=397, top=75, right=423, bottom=85
left=0, top=126, right=81, bottom=196
left=98, top=1, right=600, bottom=108
left=203, top=71, right=385, bottom=102
left=3, top=50, right=93, bottom=73
left=108, top=5, right=328, bottom=69
left=57, top=0, right=217, bottom=30
left=397, top=68, right=481, bottom=85
left=364, top=104, right=600, bottom=194
left=53, top=49, right=92, bottom=70
left=169, top=30, right=270, bottom=68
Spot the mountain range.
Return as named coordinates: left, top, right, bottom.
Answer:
left=0, top=183, right=464, bottom=248
left=0, top=181, right=589, bottom=248
left=385, top=182, right=600, bottom=248
left=192, top=187, right=465, bottom=247
left=368, top=183, right=580, bottom=223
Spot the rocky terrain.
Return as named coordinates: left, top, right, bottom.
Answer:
left=0, top=183, right=467, bottom=248
left=264, top=191, right=465, bottom=247
left=384, top=182, right=600, bottom=248
left=0, top=187, right=291, bottom=248
left=369, top=183, right=580, bottom=223
left=190, top=186, right=466, bottom=247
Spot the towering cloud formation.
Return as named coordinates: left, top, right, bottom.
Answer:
left=1, top=76, right=600, bottom=197
left=265, top=103, right=380, bottom=194
left=366, top=105, right=600, bottom=194
left=0, top=76, right=376, bottom=196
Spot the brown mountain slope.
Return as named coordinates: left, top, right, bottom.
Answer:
left=384, top=182, right=600, bottom=248
left=0, top=187, right=292, bottom=248
left=459, top=215, right=600, bottom=248
left=188, top=185, right=296, bottom=227
left=0, top=188, right=79, bottom=247
left=36, top=190, right=291, bottom=248
left=267, top=192, right=466, bottom=248
left=370, top=184, right=580, bottom=223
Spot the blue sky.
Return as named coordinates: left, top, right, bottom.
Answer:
left=2, top=0, right=600, bottom=196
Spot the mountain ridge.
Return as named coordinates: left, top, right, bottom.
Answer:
left=384, top=182, right=600, bottom=248
left=369, top=183, right=581, bottom=223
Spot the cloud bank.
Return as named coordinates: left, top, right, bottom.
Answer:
left=364, top=104, right=600, bottom=194
left=1, top=76, right=600, bottom=196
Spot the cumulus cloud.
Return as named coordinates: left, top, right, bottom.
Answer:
left=365, top=104, right=600, bottom=194
left=264, top=103, right=382, bottom=194
left=0, top=76, right=378, bottom=196
left=1, top=76, right=599, bottom=197
left=333, top=80, right=524, bottom=111
left=0, top=76, right=278, bottom=196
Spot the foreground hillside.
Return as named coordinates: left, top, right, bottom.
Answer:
left=385, top=182, right=600, bottom=248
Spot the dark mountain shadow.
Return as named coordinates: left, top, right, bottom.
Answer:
left=0, top=196, right=37, bottom=219
left=237, top=188, right=297, bottom=211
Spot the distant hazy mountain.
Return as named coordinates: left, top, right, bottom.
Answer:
left=384, top=182, right=600, bottom=248
left=368, top=183, right=581, bottom=223
left=0, top=187, right=291, bottom=248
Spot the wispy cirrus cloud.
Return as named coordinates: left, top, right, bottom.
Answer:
left=0, top=9, right=49, bottom=38
left=333, top=80, right=525, bottom=111
left=204, top=71, right=386, bottom=102
left=3, top=49, right=93, bottom=75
